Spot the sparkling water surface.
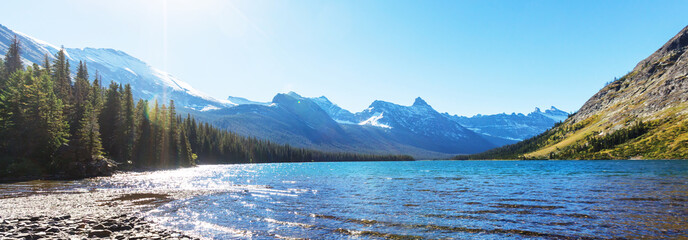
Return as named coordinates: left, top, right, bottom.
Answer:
left=5, top=160, right=688, bottom=239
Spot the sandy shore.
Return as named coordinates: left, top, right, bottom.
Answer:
left=0, top=186, right=204, bottom=239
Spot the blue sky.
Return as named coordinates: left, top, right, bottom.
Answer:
left=2, top=0, right=687, bottom=115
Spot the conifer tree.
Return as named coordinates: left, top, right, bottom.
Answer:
left=4, top=36, right=23, bottom=75
left=42, top=54, right=51, bottom=74
left=151, top=100, right=161, bottom=166
left=121, top=84, right=135, bottom=162
left=76, top=100, right=102, bottom=162
left=168, top=100, right=179, bottom=166
left=51, top=48, right=72, bottom=104
left=72, top=61, right=91, bottom=135
left=159, top=104, right=169, bottom=167
left=76, top=61, right=88, bottom=80
left=100, top=82, right=123, bottom=161
left=133, top=99, right=153, bottom=167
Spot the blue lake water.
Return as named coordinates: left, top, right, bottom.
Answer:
left=7, top=160, right=688, bottom=239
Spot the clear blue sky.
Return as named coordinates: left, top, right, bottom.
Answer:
left=2, top=0, right=686, bottom=116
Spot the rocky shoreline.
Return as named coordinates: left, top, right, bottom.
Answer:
left=0, top=174, right=215, bottom=240
left=0, top=214, right=198, bottom=239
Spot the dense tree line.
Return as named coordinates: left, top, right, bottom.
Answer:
left=182, top=116, right=413, bottom=164
left=547, top=121, right=651, bottom=159
left=587, top=121, right=648, bottom=153
left=0, top=37, right=412, bottom=180
left=456, top=117, right=655, bottom=160
left=0, top=37, right=195, bottom=179
left=454, top=121, right=566, bottom=160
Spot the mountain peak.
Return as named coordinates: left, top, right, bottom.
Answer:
left=286, top=91, right=303, bottom=98
left=413, top=97, right=429, bottom=107
left=316, top=96, right=332, bottom=104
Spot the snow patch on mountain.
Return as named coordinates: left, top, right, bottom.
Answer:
left=359, top=112, right=392, bottom=129
left=200, top=105, right=221, bottom=112
left=226, top=96, right=271, bottom=106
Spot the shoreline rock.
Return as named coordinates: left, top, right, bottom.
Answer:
left=0, top=214, right=199, bottom=239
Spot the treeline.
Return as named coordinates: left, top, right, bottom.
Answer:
left=456, top=118, right=655, bottom=160
left=547, top=121, right=651, bottom=159
left=182, top=117, right=414, bottom=164
left=586, top=121, right=648, bottom=153
left=454, top=121, right=567, bottom=160
left=0, top=37, right=412, bottom=180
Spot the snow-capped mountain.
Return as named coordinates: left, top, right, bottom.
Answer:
left=1, top=23, right=566, bottom=157
left=310, top=96, right=357, bottom=124
left=357, top=98, right=468, bottom=137
left=445, top=106, right=570, bottom=146
left=309, top=93, right=567, bottom=147
left=0, top=24, right=232, bottom=110
left=354, top=97, right=495, bottom=153
left=308, top=93, right=568, bottom=147
left=202, top=92, right=495, bottom=157
left=534, top=106, right=569, bottom=122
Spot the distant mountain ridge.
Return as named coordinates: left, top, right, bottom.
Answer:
left=445, top=106, right=568, bottom=145
left=203, top=92, right=500, bottom=157
left=211, top=92, right=569, bottom=156
left=0, top=23, right=568, bottom=158
left=308, top=94, right=568, bottom=146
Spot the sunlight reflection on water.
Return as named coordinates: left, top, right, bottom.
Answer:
left=3, top=160, right=688, bottom=239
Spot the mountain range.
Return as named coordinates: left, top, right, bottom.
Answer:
left=468, top=25, right=688, bottom=160
left=0, top=23, right=568, bottom=158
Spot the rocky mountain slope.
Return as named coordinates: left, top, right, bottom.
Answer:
left=466, top=25, right=688, bottom=160
left=200, top=93, right=496, bottom=158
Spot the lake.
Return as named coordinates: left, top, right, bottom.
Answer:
left=3, top=160, right=688, bottom=239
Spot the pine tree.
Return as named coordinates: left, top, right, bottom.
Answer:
left=121, top=84, right=135, bottom=162
left=179, top=126, right=195, bottom=167
left=4, top=35, right=23, bottom=75
left=76, top=100, right=102, bottom=162
left=72, top=61, right=91, bottom=136
left=42, top=54, right=51, bottom=74
left=159, top=104, right=169, bottom=167
left=92, top=71, right=104, bottom=109
left=76, top=61, right=88, bottom=80
left=168, top=100, right=179, bottom=166
left=133, top=99, right=153, bottom=167
left=151, top=100, right=162, bottom=166
left=51, top=48, right=72, bottom=104
left=100, top=82, right=123, bottom=161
